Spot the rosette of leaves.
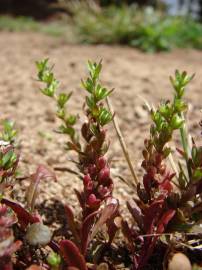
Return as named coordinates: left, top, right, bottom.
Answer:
left=37, top=60, right=119, bottom=269
left=122, top=71, right=195, bottom=270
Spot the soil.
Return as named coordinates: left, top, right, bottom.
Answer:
left=1, top=32, right=202, bottom=261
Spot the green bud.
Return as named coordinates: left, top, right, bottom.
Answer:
left=193, top=168, right=202, bottom=182
left=57, top=92, right=72, bottom=108
left=47, top=252, right=61, bottom=267
left=170, top=115, right=184, bottom=130
left=98, top=108, right=112, bottom=126
left=66, top=115, right=77, bottom=126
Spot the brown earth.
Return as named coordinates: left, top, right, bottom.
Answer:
left=1, top=31, right=202, bottom=224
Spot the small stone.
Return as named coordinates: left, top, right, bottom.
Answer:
left=168, top=253, right=192, bottom=270
left=26, top=222, right=52, bottom=246
left=97, top=263, right=109, bottom=270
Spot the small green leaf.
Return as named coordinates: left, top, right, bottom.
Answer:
left=95, top=85, right=112, bottom=101
left=98, top=108, right=112, bottom=126
left=66, top=115, right=77, bottom=126
left=193, top=168, right=202, bottom=182
left=1, top=150, right=16, bottom=168
left=57, top=92, right=72, bottom=108
left=57, top=108, right=65, bottom=119
left=81, top=78, right=94, bottom=93
left=0, top=120, right=17, bottom=143
left=170, top=115, right=184, bottom=130
left=86, top=96, right=95, bottom=109
left=47, top=252, right=61, bottom=267
left=59, top=125, right=75, bottom=138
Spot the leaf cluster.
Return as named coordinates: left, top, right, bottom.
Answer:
left=36, top=59, right=77, bottom=143
left=82, top=60, right=113, bottom=126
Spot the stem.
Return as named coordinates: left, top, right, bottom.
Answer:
left=106, top=97, right=139, bottom=187
left=179, top=112, right=192, bottom=179
left=167, top=143, right=179, bottom=176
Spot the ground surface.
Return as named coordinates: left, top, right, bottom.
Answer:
left=1, top=31, right=202, bottom=223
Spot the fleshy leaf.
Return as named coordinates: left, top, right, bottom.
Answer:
left=90, top=198, right=119, bottom=241
left=59, top=240, right=87, bottom=270
left=1, top=198, right=40, bottom=229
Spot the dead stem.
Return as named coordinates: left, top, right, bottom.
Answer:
left=106, top=97, right=139, bottom=187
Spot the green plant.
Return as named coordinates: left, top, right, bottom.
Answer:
left=0, top=15, right=68, bottom=38
left=64, top=2, right=202, bottom=52
left=37, top=59, right=119, bottom=269
left=122, top=70, right=202, bottom=269
left=1, top=59, right=202, bottom=270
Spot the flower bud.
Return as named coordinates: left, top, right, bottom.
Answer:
left=83, top=174, right=93, bottom=191
left=97, top=156, right=107, bottom=170
left=87, top=194, right=101, bottom=208
left=98, top=167, right=110, bottom=183
left=83, top=174, right=91, bottom=186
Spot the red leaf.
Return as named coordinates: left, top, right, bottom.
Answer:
left=59, top=240, right=87, bottom=270
left=157, top=209, right=176, bottom=233
left=90, top=198, right=119, bottom=240
left=1, top=198, right=40, bottom=229
left=64, top=205, right=80, bottom=246
left=121, top=220, right=136, bottom=253
left=26, top=165, right=56, bottom=211
left=81, top=210, right=99, bottom=255
left=74, top=189, right=85, bottom=209
left=143, top=199, right=164, bottom=233
left=127, top=201, right=144, bottom=231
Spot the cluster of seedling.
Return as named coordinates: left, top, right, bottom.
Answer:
left=0, top=60, right=202, bottom=270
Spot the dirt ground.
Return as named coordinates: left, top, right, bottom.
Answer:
left=1, top=32, right=202, bottom=222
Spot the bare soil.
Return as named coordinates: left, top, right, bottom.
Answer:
left=1, top=31, right=202, bottom=224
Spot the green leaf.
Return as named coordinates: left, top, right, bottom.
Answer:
left=59, top=125, right=75, bottom=138
left=81, top=77, right=94, bottom=93
left=57, top=92, right=72, bottom=108
left=98, top=108, right=112, bottom=126
left=159, top=104, right=171, bottom=119
left=47, top=252, right=61, bottom=267
left=1, top=150, right=16, bottom=168
left=174, top=99, right=187, bottom=112
left=170, top=115, right=184, bottom=130
left=86, top=96, right=95, bottom=109
left=193, top=168, right=202, bottom=182
left=95, top=85, right=112, bottom=101
left=0, top=120, right=17, bottom=142
left=66, top=115, right=77, bottom=126
left=57, top=108, right=65, bottom=119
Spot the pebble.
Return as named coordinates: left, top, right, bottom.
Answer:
left=26, top=222, right=52, bottom=246
left=168, top=253, right=192, bottom=270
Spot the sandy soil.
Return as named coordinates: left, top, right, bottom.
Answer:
left=1, top=32, right=202, bottom=221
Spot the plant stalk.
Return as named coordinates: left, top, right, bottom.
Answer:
left=106, top=97, right=139, bottom=187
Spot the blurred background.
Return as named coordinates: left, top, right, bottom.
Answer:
left=0, top=0, right=202, bottom=52
left=0, top=1, right=202, bottom=19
